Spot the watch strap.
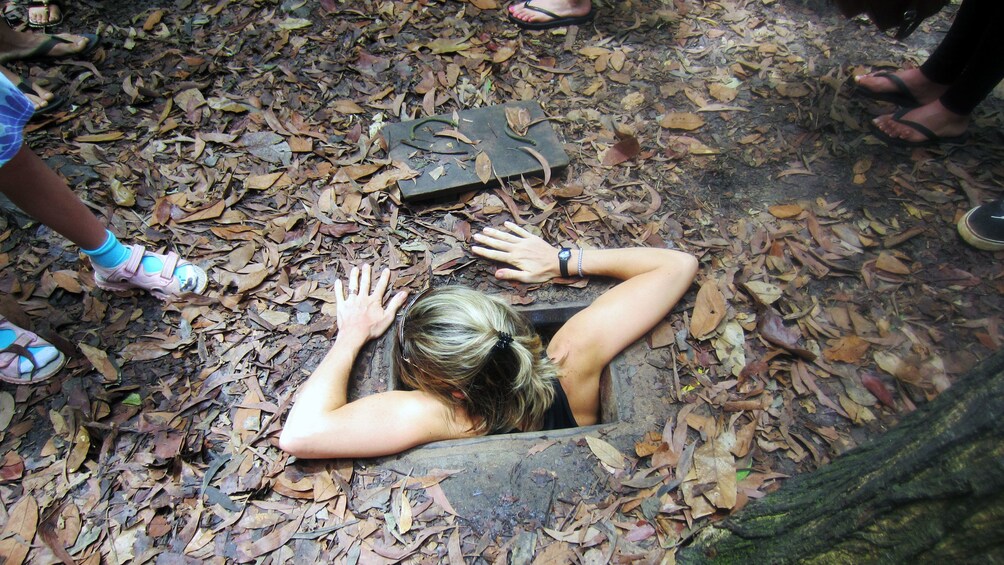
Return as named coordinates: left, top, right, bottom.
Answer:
left=558, top=247, right=571, bottom=278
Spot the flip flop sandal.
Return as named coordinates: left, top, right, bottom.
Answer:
left=93, top=244, right=208, bottom=301
left=868, top=109, right=969, bottom=148
left=14, top=77, right=66, bottom=116
left=853, top=72, right=921, bottom=108
left=26, top=0, right=62, bottom=28
left=2, top=2, right=24, bottom=27
left=507, top=0, right=594, bottom=30
left=0, top=316, right=66, bottom=384
left=12, top=32, right=100, bottom=63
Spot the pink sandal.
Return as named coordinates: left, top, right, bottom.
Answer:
left=93, top=244, right=208, bottom=301
left=0, top=316, right=66, bottom=384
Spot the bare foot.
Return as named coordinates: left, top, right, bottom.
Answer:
left=854, top=68, right=949, bottom=106
left=0, top=30, right=91, bottom=62
left=872, top=100, right=969, bottom=143
left=27, top=2, right=62, bottom=27
left=0, top=66, right=56, bottom=112
left=508, top=0, right=591, bottom=24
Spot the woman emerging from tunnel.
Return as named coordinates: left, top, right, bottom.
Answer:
left=279, top=222, right=698, bottom=459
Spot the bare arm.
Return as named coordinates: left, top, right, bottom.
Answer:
left=279, top=265, right=461, bottom=459
left=472, top=222, right=698, bottom=424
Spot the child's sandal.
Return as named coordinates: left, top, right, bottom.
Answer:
left=93, top=244, right=208, bottom=301
left=0, top=316, right=66, bottom=384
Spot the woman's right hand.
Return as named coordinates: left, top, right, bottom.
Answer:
left=471, top=221, right=560, bottom=283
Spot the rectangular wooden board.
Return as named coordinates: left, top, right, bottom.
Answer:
left=382, top=101, right=569, bottom=201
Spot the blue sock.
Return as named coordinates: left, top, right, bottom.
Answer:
left=82, top=230, right=180, bottom=275
left=82, top=230, right=130, bottom=269
left=0, top=329, right=59, bottom=374
left=82, top=230, right=200, bottom=285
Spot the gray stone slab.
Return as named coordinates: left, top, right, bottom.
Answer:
left=382, top=101, right=570, bottom=201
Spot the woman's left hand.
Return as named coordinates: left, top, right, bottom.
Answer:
left=335, top=264, right=408, bottom=346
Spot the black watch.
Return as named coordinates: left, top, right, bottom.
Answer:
left=558, top=247, right=572, bottom=278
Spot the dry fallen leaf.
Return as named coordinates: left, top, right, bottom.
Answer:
left=519, top=146, right=551, bottom=186
left=768, top=204, right=803, bottom=219
left=875, top=253, right=912, bottom=275
left=0, top=493, right=38, bottom=565
left=690, top=280, right=727, bottom=340
left=585, top=436, right=627, bottom=470
left=475, top=152, right=493, bottom=184
left=823, top=335, right=870, bottom=364
left=660, top=112, right=705, bottom=131
left=601, top=136, right=641, bottom=166
left=399, top=490, right=413, bottom=535
left=78, top=343, right=120, bottom=383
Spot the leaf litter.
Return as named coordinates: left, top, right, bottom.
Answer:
left=0, top=0, right=1000, bottom=562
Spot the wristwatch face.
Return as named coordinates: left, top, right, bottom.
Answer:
left=558, top=248, right=571, bottom=277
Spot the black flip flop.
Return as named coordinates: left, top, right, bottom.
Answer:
left=507, top=1, right=594, bottom=30
left=15, top=32, right=100, bottom=63
left=868, top=109, right=968, bottom=147
left=15, top=78, right=66, bottom=116
left=853, top=72, right=921, bottom=108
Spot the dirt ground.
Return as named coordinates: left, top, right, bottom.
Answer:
left=0, top=0, right=1001, bottom=562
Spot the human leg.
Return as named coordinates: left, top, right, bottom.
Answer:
left=870, top=1, right=1004, bottom=144
left=855, top=1, right=995, bottom=114
left=0, top=18, right=95, bottom=63
left=920, top=0, right=994, bottom=86
left=0, top=145, right=107, bottom=248
left=0, top=147, right=208, bottom=299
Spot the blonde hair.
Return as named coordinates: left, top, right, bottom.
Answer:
left=393, top=286, right=558, bottom=434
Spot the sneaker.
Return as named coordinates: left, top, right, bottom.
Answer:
left=958, top=200, right=1004, bottom=251
left=93, top=244, right=208, bottom=301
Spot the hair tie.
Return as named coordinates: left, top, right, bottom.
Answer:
left=495, top=331, right=513, bottom=351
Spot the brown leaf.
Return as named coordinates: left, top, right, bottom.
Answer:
left=177, top=199, right=225, bottom=223
left=237, top=511, right=304, bottom=562
left=398, top=490, right=413, bottom=535
left=689, top=280, right=727, bottom=340
left=758, top=310, right=816, bottom=360
left=691, top=434, right=737, bottom=509
left=51, top=270, right=82, bottom=293
left=143, top=9, right=164, bottom=31
left=660, top=112, right=705, bottom=131
left=246, top=172, right=285, bottom=190
left=505, top=106, right=532, bottom=135
left=875, top=253, right=912, bottom=275
left=78, top=343, right=120, bottom=383
left=519, top=146, right=551, bottom=186
left=75, top=131, right=125, bottom=143
left=861, top=373, right=896, bottom=408
left=469, top=0, right=499, bottom=9
left=585, top=436, right=627, bottom=470
left=823, top=335, right=870, bottom=364
left=66, top=425, right=90, bottom=472
left=435, top=128, right=475, bottom=145
left=601, top=136, right=640, bottom=166
left=768, top=204, right=803, bottom=219
left=0, top=494, right=38, bottom=565
left=332, top=99, right=365, bottom=114
left=475, top=152, right=493, bottom=184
